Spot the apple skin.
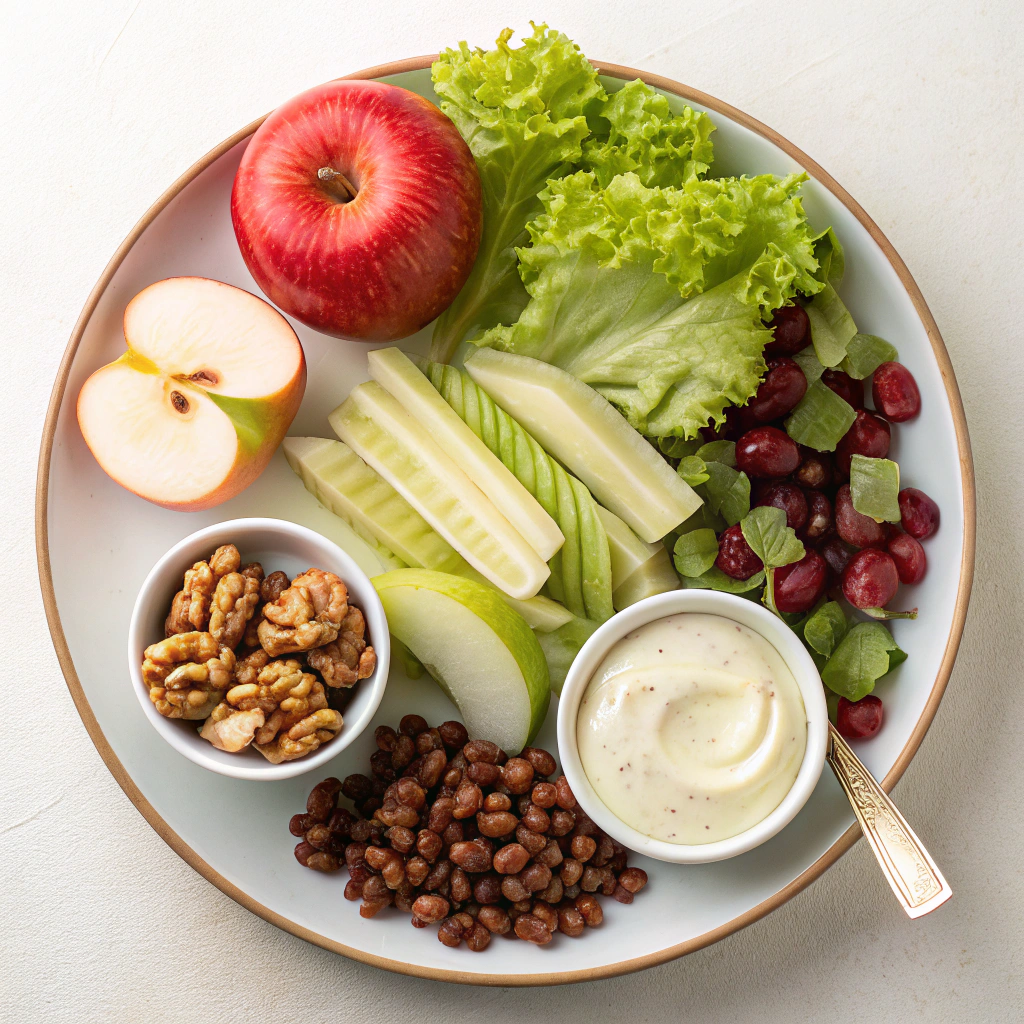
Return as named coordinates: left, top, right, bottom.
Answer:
left=231, top=80, right=482, bottom=342
left=77, top=277, right=306, bottom=512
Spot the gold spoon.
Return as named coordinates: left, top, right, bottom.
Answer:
left=826, top=722, right=952, bottom=918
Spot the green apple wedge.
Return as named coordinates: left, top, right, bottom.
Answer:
left=374, top=569, right=550, bottom=753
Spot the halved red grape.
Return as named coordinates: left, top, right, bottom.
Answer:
left=801, top=490, right=833, bottom=542
left=747, top=357, right=807, bottom=422
left=795, top=449, right=832, bottom=490
left=821, top=368, right=864, bottom=409
left=834, top=483, right=888, bottom=548
left=736, top=426, right=800, bottom=479
left=764, top=304, right=810, bottom=357
left=715, top=524, right=763, bottom=580
left=898, top=487, right=940, bottom=539
left=841, top=548, right=900, bottom=609
left=773, top=551, right=827, bottom=613
left=835, top=409, right=891, bottom=476
left=754, top=482, right=808, bottom=531
left=836, top=695, right=883, bottom=740
left=872, top=362, right=920, bottom=422
left=888, top=533, right=927, bottom=584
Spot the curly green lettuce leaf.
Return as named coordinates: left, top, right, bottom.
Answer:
left=581, top=79, right=715, bottom=188
left=429, top=25, right=605, bottom=362
left=475, top=171, right=822, bottom=438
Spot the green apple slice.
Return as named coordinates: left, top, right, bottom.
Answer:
left=367, top=348, right=563, bottom=561
left=464, top=348, right=702, bottom=542
left=330, top=382, right=550, bottom=600
left=284, top=437, right=570, bottom=631
left=374, top=569, right=550, bottom=753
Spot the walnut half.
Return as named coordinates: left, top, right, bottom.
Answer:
left=306, top=607, right=376, bottom=686
left=257, top=568, right=349, bottom=656
left=142, top=631, right=235, bottom=720
left=164, top=544, right=241, bottom=636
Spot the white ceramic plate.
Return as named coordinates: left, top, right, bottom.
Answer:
left=37, top=58, right=974, bottom=985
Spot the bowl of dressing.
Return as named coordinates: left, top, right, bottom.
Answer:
left=556, top=589, right=828, bottom=864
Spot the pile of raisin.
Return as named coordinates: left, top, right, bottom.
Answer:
left=290, top=715, right=647, bottom=950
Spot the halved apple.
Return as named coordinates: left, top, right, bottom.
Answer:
left=77, top=277, right=305, bottom=510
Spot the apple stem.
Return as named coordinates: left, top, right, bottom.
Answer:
left=317, top=167, right=358, bottom=203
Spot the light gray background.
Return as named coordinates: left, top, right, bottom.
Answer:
left=2, top=0, right=1020, bottom=1020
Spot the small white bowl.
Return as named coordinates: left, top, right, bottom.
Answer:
left=556, top=589, right=827, bottom=864
left=128, top=517, right=390, bottom=780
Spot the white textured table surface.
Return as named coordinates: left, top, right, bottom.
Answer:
left=3, top=1, right=1021, bottom=1019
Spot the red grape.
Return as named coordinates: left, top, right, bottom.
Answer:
left=747, top=357, right=807, bottom=422
left=764, top=304, right=810, bottom=357
left=801, top=490, right=833, bottom=542
left=872, top=362, right=920, bottom=422
left=836, top=695, right=883, bottom=740
left=736, top=426, right=801, bottom=479
left=773, top=551, right=827, bottom=613
left=841, top=549, right=900, bottom=609
left=821, top=368, right=864, bottom=409
left=835, top=409, right=891, bottom=476
left=898, top=487, right=940, bottom=539
left=820, top=536, right=855, bottom=580
left=754, top=482, right=808, bottom=531
left=715, top=524, right=763, bottom=580
left=888, top=533, right=927, bottom=584
left=834, top=484, right=888, bottom=548
left=795, top=449, right=832, bottom=490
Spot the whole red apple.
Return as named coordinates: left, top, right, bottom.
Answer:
left=232, top=80, right=482, bottom=342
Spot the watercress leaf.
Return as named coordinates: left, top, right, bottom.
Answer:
left=677, top=502, right=727, bottom=535
left=784, top=379, right=857, bottom=452
left=672, top=528, right=719, bottom=577
left=677, top=455, right=709, bottom=487
left=700, top=462, right=751, bottom=526
left=680, top=565, right=765, bottom=594
left=820, top=621, right=906, bottom=701
left=802, top=600, right=848, bottom=658
left=849, top=455, right=901, bottom=523
left=840, top=334, right=899, bottom=379
left=656, top=436, right=702, bottom=459
left=740, top=505, right=805, bottom=570
left=806, top=283, right=857, bottom=367
left=581, top=79, right=715, bottom=188
left=696, top=440, right=737, bottom=467
left=793, top=345, right=826, bottom=386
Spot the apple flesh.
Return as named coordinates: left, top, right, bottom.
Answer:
left=77, top=277, right=305, bottom=510
left=231, top=80, right=482, bottom=342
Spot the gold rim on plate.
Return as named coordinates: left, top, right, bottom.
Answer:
left=35, top=56, right=976, bottom=986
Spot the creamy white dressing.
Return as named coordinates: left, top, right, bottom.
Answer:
left=577, top=612, right=807, bottom=845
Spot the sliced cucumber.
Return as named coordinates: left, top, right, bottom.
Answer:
left=612, top=547, right=681, bottom=610
left=374, top=569, right=550, bottom=753
left=422, top=359, right=614, bottom=623
left=596, top=505, right=661, bottom=586
left=465, top=349, right=702, bottom=543
left=368, top=348, right=563, bottom=561
left=330, top=383, right=550, bottom=600
left=281, top=437, right=458, bottom=572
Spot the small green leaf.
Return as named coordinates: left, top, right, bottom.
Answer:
left=677, top=455, right=710, bottom=487
left=802, top=601, right=848, bottom=658
left=680, top=565, right=766, bottom=594
left=812, top=227, right=845, bottom=287
left=696, top=440, right=737, bottom=467
left=701, top=463, right=751, bottom=527
left=740, top=506, right=805, bottom=570
left=677, top=502, right=727, bottom=536
left=785, top=379, right=857, bottom=452
left=673, top=528, right=720, bottom=577
left=656, top=436, right=702, bottom=460
left=840, top=334, right=899, bottom=379
left=806, top=283, right=857, bottom=367
left=793, top=346, right=826, bottom=385
left=850, top=455, right=901, bottom=523
left=821, top=621, right=906, bottom=701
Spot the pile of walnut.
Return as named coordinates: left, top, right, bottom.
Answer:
left=290, top=716, right=648, bottom=950
left=141, top=544, right=376, bottom=763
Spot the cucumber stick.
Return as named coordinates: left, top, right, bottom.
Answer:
left=284, top=436, right=570, bottom=631
left=330, top=382, right=549, bottom=601
left=422, top=360, right=614, bottom=623
left=367, top=348, right=563, bottom=561
left=595, top=506, right=680, bottom=607
left=464, top=349, right=702, bottom=543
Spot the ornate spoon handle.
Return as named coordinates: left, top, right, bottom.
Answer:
left=826, top=722, right=952, bottom=918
